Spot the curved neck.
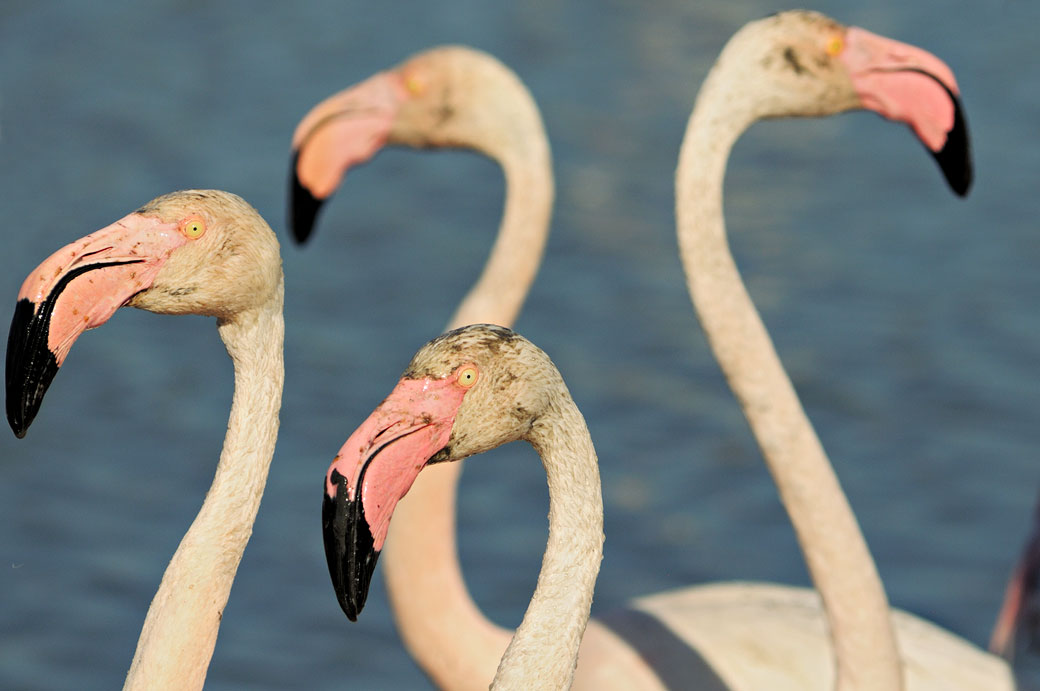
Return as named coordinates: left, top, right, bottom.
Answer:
left=380, top=88, right=554, bottom=688
left=493, top=386, right=604, bottom=689
left=446, top=84, right=554, bottom=329
left=123, top=281, right=285, bottom=691
left=676, top=57, right=903, bottom=691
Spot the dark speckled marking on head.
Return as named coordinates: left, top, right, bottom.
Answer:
left=434, top=82, right=455, bottom=128
left=214, top=234, right=236, bottom=260
left=497, top=369, right=518, bottom=392
left=760, top=9, right=847, bottom=78
left=135, top=190, right=213, bottom=215
left=435, top=102, right=455, bottom=128
left=402, top=324, right=520, bottom=379
left=783, top=46, right=805, bottom=75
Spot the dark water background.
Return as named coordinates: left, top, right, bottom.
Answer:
left=1, top=0, right=1039, bottom=688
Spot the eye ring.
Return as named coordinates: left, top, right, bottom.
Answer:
left=180, top=216, right=206, bottom=240
left=456, top=365, right=479, bottom=389
left=825, top=35, right=845, bottom=57
left=404, top=74, right=425, bottom=96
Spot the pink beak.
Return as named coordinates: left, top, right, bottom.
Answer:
left=288, top=71, right=408, bottom=244
left=7, top=213, right=185, bottom=437
left=322, top=375, right=466, bottom=621
left=841, top=26, right=972, bottom=195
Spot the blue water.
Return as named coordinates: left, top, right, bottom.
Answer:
left=2, top=1, right=1039, bottom=688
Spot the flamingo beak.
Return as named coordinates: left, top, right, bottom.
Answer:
left=322, top=376, right=465, bottom=620
left=288, top=71, right=407, bottom=244
left=925, top=83, right=969, bottom=196
left=288, top=150, right=325, bottom=246
left=990, top=504, right=1040, bottom=659
left=841, top=26, right=972, bottom=196
left=6, top=214, right=184, bottom=437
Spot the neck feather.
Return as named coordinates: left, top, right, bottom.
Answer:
left=447, top=97, right=554, bottom=329
left=676, top=54, right=904, bottom=691
left=381, top=89, right=554, bottom=689
left=123, top=281, right=285, bottom=691
left=492, top=387, right=603, bottom=689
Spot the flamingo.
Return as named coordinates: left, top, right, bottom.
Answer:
left=323, top=323, right=604, bottom=689
left=6, top=190, right=284, bottom=691
left=294, top=25, right=1010, bottom=689
left=289, top=45, right=558, bottom=687
left=666, top=9, right=1007, bottom=689
left=990, top=491, right=1040, bottom=661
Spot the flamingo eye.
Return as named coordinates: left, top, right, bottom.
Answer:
left=405, top=74, right=425, bottom=96
left=181, top=217, right=206, bottom=240
left=456, top=366, right=479, bottom=389
left=825, top=35, right=845, bottom=57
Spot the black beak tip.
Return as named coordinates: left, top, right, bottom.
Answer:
left=931, top=91, right=973, bottom=198
left=7, top=396, right=29, bottom=438
left=322, top=471, right=379, bottom=622
left=288, top=151, right=326, bottom=246
left=6, top=298, right=57, bottom=440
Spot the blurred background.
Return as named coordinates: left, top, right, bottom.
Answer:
left=1, top=0, right=1038, bottom=688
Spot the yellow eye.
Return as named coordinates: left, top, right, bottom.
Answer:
left=181, top=217, right=206, bottom=239
left=405, top=74, right=424, bottom=96
left=457, top=366, right=479, bottom=388
left=826, top=35, right=845, bottom=57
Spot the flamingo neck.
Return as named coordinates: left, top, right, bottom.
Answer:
left=493, top=385, right=604, bottom=689
left=381, top=82, right=554, bottom=689
left=123, top=280, right=285, bottom=691
left=446, top=87, right=554, bottom=330
left=675, top=52, right=904, bottom=691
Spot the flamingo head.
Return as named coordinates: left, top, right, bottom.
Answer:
left=726, top=10, right=971, bottom=195
left=6, top=189, right=280, bottom=438
left=289, top=45, right=538, bottom=243
left=322, top=324, right=552, bottom=620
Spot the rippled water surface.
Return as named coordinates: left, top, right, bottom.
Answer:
left=2, top=1, right=1039, bottom=688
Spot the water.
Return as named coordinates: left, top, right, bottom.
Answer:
left=1, top=0, right=1038, bottom=688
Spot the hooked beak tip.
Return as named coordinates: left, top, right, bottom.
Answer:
left=288, top=151, right=326, bottom=245
left=6, top=298, right=58, bottom=440
left=322, top=470, right=379, bottom=621
left=932, top=96, right=972, bottom=198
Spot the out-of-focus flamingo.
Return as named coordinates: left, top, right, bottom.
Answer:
left=293, top=22, right=1011, bottom=689
left=289, top=45, right=556, bottom=686
left=6, top=190, right=284, bottom=691
left=293, top=46, right=691, bottom=689
left=671, top=9, right=1008, bottom=690
left=991, top=490, right=1040, bottom=661
left=324, top=324, right=604, bottom=689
